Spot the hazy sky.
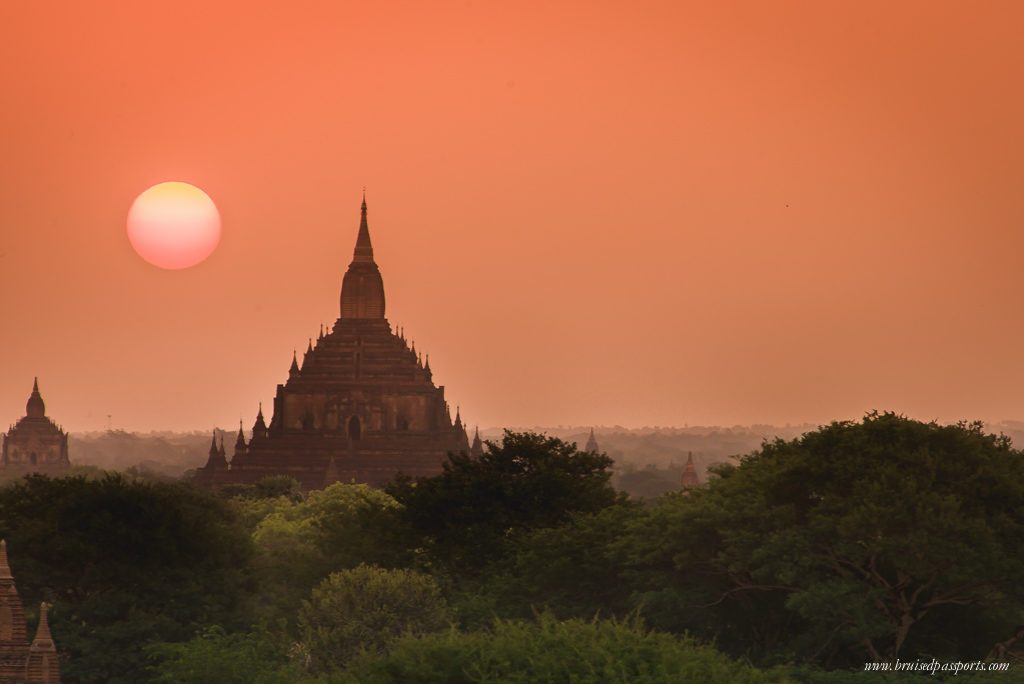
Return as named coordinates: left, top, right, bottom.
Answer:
left=2, top=1, right=1023, bottom=433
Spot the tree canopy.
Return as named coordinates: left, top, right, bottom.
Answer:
left=622, top=412, right=1024, bottom=667
left=0, top=473, right=255, bottom=683
left=386, top=430, right=620, bottom=573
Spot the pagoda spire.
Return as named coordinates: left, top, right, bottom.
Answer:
left=339, top=195, right=386, bottom=319
left=681, top=451, right=700, bottom=491
left=0, top=539, right=12, bottom=580
left=252, top=404, right=268, bottom=441
left=26, top=601, right=60, bottom=683
left=26, top=378, right=45, bottom=419
left=471, top=426, right=483, bottom=457
left=289, top=350, right=300, bottom=378
left=30, top=602, right=54, bottom=647
left=352, top=193, right=374, bottom=264
left=235, top=421, right=247, bottom=450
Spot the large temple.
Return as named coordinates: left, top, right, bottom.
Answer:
left=1, top=380, right=70, bottom=474
left=195, top=197, right=470, bottom=491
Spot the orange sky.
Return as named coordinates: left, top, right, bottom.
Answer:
left=2, top=1, right=1023, bottom=434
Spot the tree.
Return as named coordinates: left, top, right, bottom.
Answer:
left=338, top=613, right=788, bottom=684
left=477, top=505, right=640, bottom=626
left=297, top=564, right=450, bottom=671
left=621, top=413, right=1024, bottom=667
left=0, top=474, right=255, bottom=683
left=150, top=624, right=299, bottom=684
left=245, top=483, right=409, bottom=624
left=386, top=430, right=620, bottom=573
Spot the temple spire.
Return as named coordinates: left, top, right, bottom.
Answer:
left=31, top=602, right=53, bottom=645
left=340, top=196, right=386, bottom=319
left=0, top=540, right=11, bottom=580
left=26, top=378, right=45, bottom=419
left=235, top=421, right=246, bottom=450
left=352, top=193, right=374, bottom=264
left=681, top=451, right=700, bottom=491
left=471, top=426, right=483, bottom=457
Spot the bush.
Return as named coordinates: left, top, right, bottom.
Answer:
left=339, top=613, right=789, bottom=683
left=298, top=564, right=450, bottom=671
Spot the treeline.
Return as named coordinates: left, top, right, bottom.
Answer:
left=2, top=414, right=1022, bottom=682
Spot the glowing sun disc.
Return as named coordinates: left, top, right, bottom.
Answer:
left=127, top=181, right=221, bottom=269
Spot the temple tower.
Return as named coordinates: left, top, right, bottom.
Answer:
left=0, top=541, right=28, bottom=682
left=25, top=603, right=59, bottom=684
left=0, top=541, right=61, bottom=683
left=198, top=197, right=470, bottom=490
left=681, top=451, right=701, bottom=492
left=2, top=380, right=70, bottom=473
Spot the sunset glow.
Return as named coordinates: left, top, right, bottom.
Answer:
left=1, top=2, right=1023, bottom=432
left=126, top=182, right=221, bottom=270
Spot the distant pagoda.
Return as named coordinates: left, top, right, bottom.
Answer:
left=195, top=196, right=469, bottom=491
left=681, top=451, right=701, bottom=492
left=2, top=379, right=70, bottom=474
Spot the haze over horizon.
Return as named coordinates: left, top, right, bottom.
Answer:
left=2, top=2, right=1023, bottom=434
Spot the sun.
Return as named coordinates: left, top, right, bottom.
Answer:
left=127, top=181, right=221, bottom=269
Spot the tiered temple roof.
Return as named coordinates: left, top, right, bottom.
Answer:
left=0, top=541, right=60, bottom=683
left=2, top=380, right=69, bottom=473
left=195, top=197, right=470, bottom=490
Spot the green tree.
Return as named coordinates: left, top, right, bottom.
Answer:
left=621, top=413, right=1024, bottom=667
left=0, top=474, right=255, bottom=683
left=246, top=483, right=409, bottom=623
left=475, top=505, right=640, bottom=627
left=297, top=564, right=450, bottom=672
left=338, top=613, right=789, bottom=684
left=386, top=430, right=620, bottom=573
left=150, top=624, right=300, bottom=684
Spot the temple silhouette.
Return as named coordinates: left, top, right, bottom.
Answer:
left=0, top=541, right=60, bottom=684
left=195, top=197, right=471, bottom=490
left=1, top=380, right=70, bottom=474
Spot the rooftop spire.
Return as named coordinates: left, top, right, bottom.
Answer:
left=682, top=451, right=700, bottom=491
left=26, top=377, right=45, bottom=419
left=340, top=195, right=386, bottom=319
left=471, top=426, right=483, bottom=457
left=252, top=403, right=268, bottom=440
left=235, top=420, right=246, bottom=449
left=289, top=350, right=300, bottom=378
left=352, top=192, right=374, bottom=264
left=30, top=601, right=54, bottom=647
left=0, top=540, right=11, bottom=580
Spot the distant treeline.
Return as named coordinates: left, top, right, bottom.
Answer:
left=65, top=419, right=1024, bottom=498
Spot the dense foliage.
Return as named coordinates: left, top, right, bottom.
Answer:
left=386, top=430, right=621, bottom=573
left=0, top=474, right=254, bottom=683
left=337, top=613, right=788, bottom=684
left=620, top=413, right=1024, bottom=667
left=3, top=423, right=1022, bottom=681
